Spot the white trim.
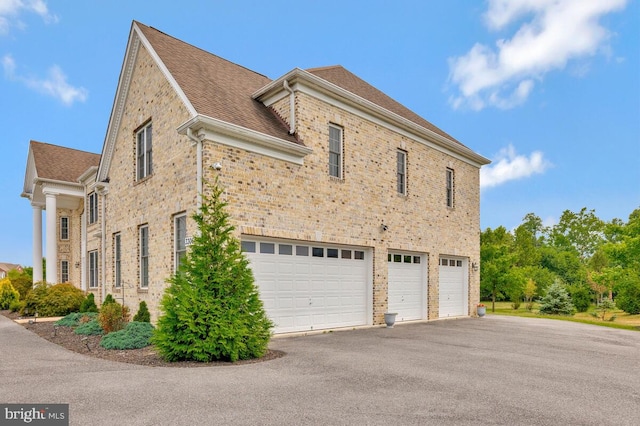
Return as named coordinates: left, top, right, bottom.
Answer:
left=97, top=22, right=197, bottom=182
left=254, top=69, right=490, bottom=168
left=178, top=115, right=313, bottom=165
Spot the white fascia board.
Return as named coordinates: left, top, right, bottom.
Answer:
left=22, top=150, right=37, bottom=196
left=39, top=179, right=85, bottom=198
left=97, top=22, right=198, bottom=183
left=78, top=166, right=99, bottom=184
left=255, top=68, right=491, bottom=168
left=177, top=115, right=313, bottom=165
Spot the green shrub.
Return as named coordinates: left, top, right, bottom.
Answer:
left=74, top=319, right=104, bottom=336
left=594, top=298, right=616, bottom=321
left=37, top=283, right=85, bottom=317
left=55, top=312, right=98, bottom=327
left=616, top=281, right=640, bottom=315
left=22, top=282, right=49, bottom=316
left=133, top=301, right=151, bottom=322
left=568, top=285, right=592, bottom=312
left=98, top=302, right=130, bottom=333
left=79, top=293, right=99, bottom=313
left=539, top=281, right=575, bottom=316
left=153, top=179, right=273, bottom=362
left=102, top=294, right=116, bottom=307
left=10, top=275, right=33, bottom=300
left=0, top=278, right=20, bottom=310
left=9, top=300, right=25, bottom=313
left=100, top=321, right=154, bottom=350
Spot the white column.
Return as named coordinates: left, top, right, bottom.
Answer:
left=32, top=205, right=43, bottom=283
left=45, top=192, right=58, bottom=284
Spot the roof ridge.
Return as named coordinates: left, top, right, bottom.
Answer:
left=30, top=140, right=99, bottom=156
left=305, top=65, right=343, bottom=72
left=135, top=21, right=273, bottom=81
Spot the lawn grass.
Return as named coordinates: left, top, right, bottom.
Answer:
left=482, top=301, right=640, bottom=331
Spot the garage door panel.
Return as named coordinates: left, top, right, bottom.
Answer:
left=388, top=253, right=426, bottom=322
left=439, top=258, right=467, bottom=318
left=245, top=238, right=369, bottom=333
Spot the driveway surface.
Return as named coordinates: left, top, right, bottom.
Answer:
left=1, top=314, right=639, bottom=425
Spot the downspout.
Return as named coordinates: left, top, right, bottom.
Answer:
left=283, top=80, right=295, bottom=135
left=186, top=127, right=203, bottom=209
left=96, top=184, right=107, bottom=302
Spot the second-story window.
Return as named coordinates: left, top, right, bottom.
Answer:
left=329, top=124, right=342, bottom=178
left=60, top=217, right=69, bottom=240
left=446, top=168, right=455, bottom=208
left=88, top=192, right=98, bottom=224
left=397, top=150, right=407, bottom=195
left=136, top=122, right=153, bottom=180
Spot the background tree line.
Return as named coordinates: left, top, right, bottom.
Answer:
left=481, top=207, right=640, bottom=314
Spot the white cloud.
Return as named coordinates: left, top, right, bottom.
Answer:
left=480, top=144, right=551, bottom=189
left=0, top=0, right=58, bottom=35
left=448, top=0, right=627, bottom=110
left=3, top=53, right=88, bottom=105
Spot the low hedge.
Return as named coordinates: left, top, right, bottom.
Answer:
left=74, top=319, right=104, bottom=336
left=100, top=321, right=154, bottom=350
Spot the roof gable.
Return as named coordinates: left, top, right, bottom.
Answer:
left=29, top=141, right=100, bottom=183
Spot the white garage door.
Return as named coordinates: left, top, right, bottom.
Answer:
left=388, top=252, right=426, bottom=321
left=439, top=257, right=468, bottom=318
left=242, top=238, right=370, bottom=333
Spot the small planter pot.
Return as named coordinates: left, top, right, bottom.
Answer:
left=384, top=312, right=398, bottom=328
left=477, top=306, right=486, bottom=317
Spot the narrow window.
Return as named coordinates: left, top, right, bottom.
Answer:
left=89, top=250, right=98, bottom=288
left=446, top=168, right=454, bottom=208
left=60, top=260, right=69, bottom=283
left=397, top=150, right=407, bottom=194
left=114, top=233, right=121, bottom=288
left=329, top=124, right=342, bottom=178
left=60, top=217, right=69, bottom=240
left=88, top=193, right=98, bottom=224
left=136, top=123, right=153, bottom=180
left=174, top=214, right=187, bottom=272
left=139, top=225, right=149, bottom=288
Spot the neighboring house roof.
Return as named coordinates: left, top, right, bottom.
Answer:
left=0, top=263, right=22, bottom=272
left=29, top=141, right=100, bottom=183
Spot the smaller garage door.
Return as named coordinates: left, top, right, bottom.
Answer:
left=388, top=252, right=426, bottom=322
left=439, top=257, right=468, bottom=318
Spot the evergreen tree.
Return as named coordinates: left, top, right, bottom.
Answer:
left=133, top=301, right=151, bottom=322
left=538, top=281, right=575, bottom=316
left=152, top=179, right=273, bottom=362
left=80, top=292, right=98, bottom=313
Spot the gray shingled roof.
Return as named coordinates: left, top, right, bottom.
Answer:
left=31, top=141, right=100, bottom=183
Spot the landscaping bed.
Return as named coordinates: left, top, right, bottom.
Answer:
left=1, top=310, right=284, bottom=367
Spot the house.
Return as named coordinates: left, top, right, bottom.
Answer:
left=0, top=263, right=23, bottom=279
left=22, top=21, right=490, bottom=333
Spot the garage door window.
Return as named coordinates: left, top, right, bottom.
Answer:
left=260, top=242, right=275, bottom=254
left=241, top=241, right=256, bottom=253
left=341, top=250, right=352, bottom=259
left=279, top=244, right=293, bottom=255
left=312, top=247, right=324, bottom=257
left=296, top=246, right=309, bottom=256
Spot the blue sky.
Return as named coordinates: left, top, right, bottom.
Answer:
left=1, top=0, right=638, bottom=267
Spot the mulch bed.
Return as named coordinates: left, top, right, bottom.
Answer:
left=1, top=310, right=284, bottom=367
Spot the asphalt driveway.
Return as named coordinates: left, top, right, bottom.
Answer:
left=1, top=314, right=638, bottom=425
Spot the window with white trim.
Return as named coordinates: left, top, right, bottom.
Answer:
left=446, top=168, right=455, bottom=208
left=139, top=225, right=149, bottom=288
left=88, top=192, right=98, bottom=224
left=114, top=233, right=121, bottom=288
left=397, top=150, right=407, bottom=195
left=60, top=217, right=69, bottom=240
left=329, top=124, right=342, bottom=178
left=174, top=214, right=187, bottom=272
left=136, top=122, right=153, bottom=180
left=89, top=251, right=98, bottom=288
left=60, top=260, right=69, bottom=283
